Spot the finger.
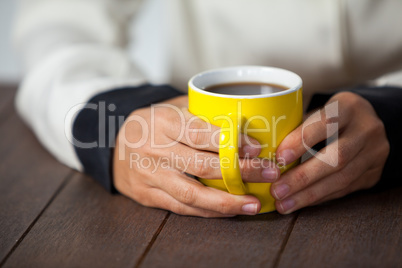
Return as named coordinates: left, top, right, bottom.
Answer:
left=271, top=120, right=365, bottom=201
left=309, top=162, right=383, bottom=207
left=276, top=99, right=351, bottom=166
left=307, top=180, right=359, bottom=207
left=124, top=170, right=235, bottom=217
left=274, top=148, right=373, bottom=214
left=239, top=157, right=280, bottom=183
left=168, top=143, right=280, bottom=182
left=153, top=170, right=261, bottom=215
left=143, top=187, right=237, bottom=218
left=160, top=107, right=261, bottom=157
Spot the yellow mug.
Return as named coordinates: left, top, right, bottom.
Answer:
left=188, top=66, right=303, bottom=213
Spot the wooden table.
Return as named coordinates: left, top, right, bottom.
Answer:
left=0, top=85, right=401, bottom=268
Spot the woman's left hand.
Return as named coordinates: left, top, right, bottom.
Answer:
left=271, top=92, right=390, bottom=214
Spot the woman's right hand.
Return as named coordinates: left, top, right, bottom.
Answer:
left=113, top=95, right=280, bottom=217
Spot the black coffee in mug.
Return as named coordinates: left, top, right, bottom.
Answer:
left=204, top=82, right=288, bottom=95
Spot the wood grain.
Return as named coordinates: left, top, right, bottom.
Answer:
left=276, top=188, right=402, bottom=268
left=0, top=106, right=72, bottom=262
left=140, top=212, right=297, bottom=268
left=1, top=85, right=402, bottom=268
left=3, top=173, right=168, bottom=268
left=0, top=84, right=17, bottom=125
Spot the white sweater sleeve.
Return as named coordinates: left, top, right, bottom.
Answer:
left=13, top=0, right=146, bottom=170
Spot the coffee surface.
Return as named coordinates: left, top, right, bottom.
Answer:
left=204, top=82, right=288, bottom=95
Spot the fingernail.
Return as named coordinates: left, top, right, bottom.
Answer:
left=242, top=203, right=258, bottom=214
left=262, top=168, right=279, bottom=182
left=273, top=184, right=290, bottom=200
left=279, top=199, right=295, bottom=214
left=242, top=145, right=260, bottom=158
left=278, top=149, right=295, bottom=165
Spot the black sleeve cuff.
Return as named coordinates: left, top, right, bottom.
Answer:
left=308, top=86, right=402, bottom=190
left=72, top=84, right=184, bottom=192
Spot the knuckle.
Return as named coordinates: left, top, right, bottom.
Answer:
left=305, top=189, right=319, bottom=204
left=335, top=172, right=351, bottom=189
left=170, top=202, right=186, bottom=215
left=189, top=118, right=206, bottom=130
left=373, top=117, right=385, bottom=130
left=131, top=187, right=151, bottom=206
left=333, top=92, right=364, bottom=116
left=172, top=112, right=186, bottom=130
left=187, top=127, right=202, bottom=145
left=346, top=92, right=362, bottom=105
left=240, top=164, right=254, bottom=180
left=155, top=107, right=182, bottom=128
left=154, top=108, right=170, bottom=124
left=336, top=144, right=349, bottom=168
left=138, top=195, right=153, bottom=207
left=294, top=169, right=310, bottom=187
left=193, top=157, right=209, bottom=178
left=382, top=139, right=390, bottom=156
left=216, top=198, right=233, bottom=214
left=368, top=118, right=386, bottom=137
left=336, top=92, right=362, bottom=107
left=177, top=184, right=197, bottom=206
left=282, top=131, right=299, bottom=149
left=186, top=122, right=207, bottom=146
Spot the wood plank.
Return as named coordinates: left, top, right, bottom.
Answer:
left=140, top=212, right=297, bottom=268
left=0, top=84, right=17, bottom=125
left=0, top=109, right=72, bottom=263
left=0, top=84, right=16, bottom=108
left=277, top=188, right=402, bottom=268
left=3, top=173, right=169, bottom=268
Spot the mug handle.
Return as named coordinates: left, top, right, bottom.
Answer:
left=219, top=114, right=247, bottom=195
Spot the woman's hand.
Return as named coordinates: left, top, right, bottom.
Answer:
left=272, top=92, right=390, bottom=214
left=113, top=95, right=280, bottom=217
